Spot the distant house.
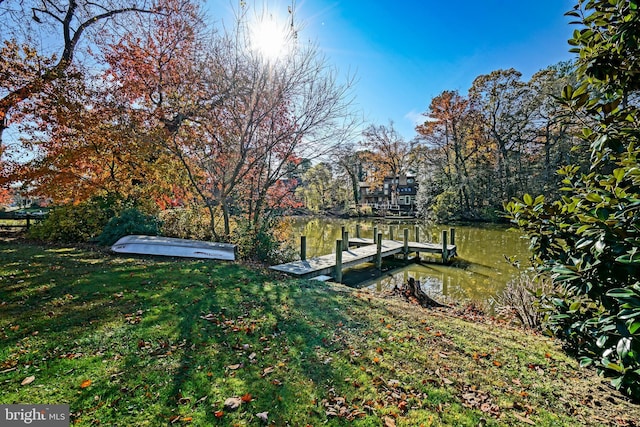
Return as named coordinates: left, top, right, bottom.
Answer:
left=359, top=175, right=418, bottom=213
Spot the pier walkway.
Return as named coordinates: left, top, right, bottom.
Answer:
left=270, top=234, right=457, bottom=281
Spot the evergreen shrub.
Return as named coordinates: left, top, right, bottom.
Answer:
left=97, top=208, right=159, bottom=246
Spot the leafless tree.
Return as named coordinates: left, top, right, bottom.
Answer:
left=166, top=3, right=359, bottom=237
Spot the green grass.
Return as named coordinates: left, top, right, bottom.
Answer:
left=1, top=240, right=639, bottom=426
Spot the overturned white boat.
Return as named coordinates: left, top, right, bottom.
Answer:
left=111, top=235, right=236, bottom=261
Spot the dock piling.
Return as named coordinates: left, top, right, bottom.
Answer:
left=376, top=232, right=383, bottom=269
left=373, top=226, right=378, bottom=244
left=335, top=240, right=343, bottom=283
left=403, top=228, right=409, bottom=261
left=442, top=230, right=449, bottom=264
left=356, top=224, right=361, bottom=238
left=269, top=224, right=459, bottom=279
left=389, top=226, right=394, bottom=241
left=415, top=225, right=420, bottom=243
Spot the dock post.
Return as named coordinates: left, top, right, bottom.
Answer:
left=344, top=231, right=349, bottom=250
left=356, top=224, right=361, bottom=238
left=26, top=214, right=31, bottom=229
left=389, top=226, right=394, bottom=241
left=373, top=226, right=378, bottom=244
left=300, top=235, right=306, bottom=261
left=335, top=240, right=343, bottom=283
left=441, top=230, right=449, bottom=264
left=415, top=225, right=420, bottom=243
left=450, top=228, right=456, bottom=246
left=376, top=232, right=383, bottom=269
left=341, top=226, right=347, bottom=250
left=403, top=228, right=409, bottom=261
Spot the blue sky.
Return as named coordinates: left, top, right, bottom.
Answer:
left=208, top=0, right=577, bottom=140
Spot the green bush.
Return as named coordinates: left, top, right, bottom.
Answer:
left=97, top=208, right=159, bottom=246
left=505, top=0, right=640, bottom=400
left=233, top=219, right=296, bottom=264
left=28, top=197, right=118, bottom=243
left=430, top=190, right=461, bottom=223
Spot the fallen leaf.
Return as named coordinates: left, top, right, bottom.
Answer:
left=261, top=366, right=274, bottom=377
left=21, top=376, right=35, bottom=386
left=493, top=360, right=502, bottom=367
left=169, top=415, right=180, bottom=423
left=227, top=364, right=242, bottom=370
left=384, top=416, right=396, bottom=427
left=241, top=393, right=252, bottom=403
left=256, top=411, right=268, bottom=422
left=80, top=379, right=92, bottom=388
left=181, top=416, right=193, bottom=422
left=373, top=357, right=380, bottom=364
left=224, top=397, right=242, bottom=410
left=214, top=410, right=224, bottom=418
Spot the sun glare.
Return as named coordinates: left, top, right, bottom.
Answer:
left=250, top=14, right=291, bottom=61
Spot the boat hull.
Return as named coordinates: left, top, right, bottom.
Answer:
left=111, top=235, right=236, bottom=261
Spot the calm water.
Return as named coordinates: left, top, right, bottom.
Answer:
left=287, top=217, right=531, bottom=303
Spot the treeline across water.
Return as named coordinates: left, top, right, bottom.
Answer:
left=295, top=62, right=588, bottom=223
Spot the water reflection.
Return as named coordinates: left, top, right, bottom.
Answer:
left=288, top=217, right=531, bottom=302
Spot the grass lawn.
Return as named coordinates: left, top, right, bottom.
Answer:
left=1, top=237, right=639, bottom=426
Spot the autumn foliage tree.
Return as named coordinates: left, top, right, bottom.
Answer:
left=0, top=0, right=159, bottom=143
left=186, top=9, right=355, bottom=240
left=98, top=1, right=356, bottom=252
left=416, top=90, right=476, bottom=216
left=414, top=62, right=584, bottom=221
left=361, top=122, right=413, bottom=206
left=0, top=0, right=179, bottom=206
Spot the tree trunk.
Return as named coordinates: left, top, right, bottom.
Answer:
left=393, top=278, right=448, bottom=308
left=222, top=199, right=231, bottom=238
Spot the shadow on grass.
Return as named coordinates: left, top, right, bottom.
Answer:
left=154, top=265, right=368, bottom=425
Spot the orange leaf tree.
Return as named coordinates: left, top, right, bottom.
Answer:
left=0, top=0, right=160, bottom=143
left=361, top=122, right=413, bottom=207
left=103, top=2, right=357, bottom=245
left=1, top=0, right=195, bottom=207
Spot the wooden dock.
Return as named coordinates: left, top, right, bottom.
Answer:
left=270, top=229, right=457, bottom=282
